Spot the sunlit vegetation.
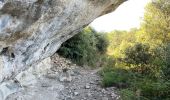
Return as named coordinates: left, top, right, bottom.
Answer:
left=58, top=0, right=170, bottom=99
left=57, top=27, right=108, bottom=67
left=101, top=0, right=170, bottom=99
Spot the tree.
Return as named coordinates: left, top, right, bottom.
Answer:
left=139, top=0, right=170, bottom=46
left=123, top=43, right=151, bottom=67
left=58, top=27, right=108, bottom=67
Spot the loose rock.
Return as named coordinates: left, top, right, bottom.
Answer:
left=73, top=92, right=79, bottom=96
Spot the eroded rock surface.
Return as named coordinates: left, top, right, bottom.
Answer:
left=0, top=0, right=126, bottom=99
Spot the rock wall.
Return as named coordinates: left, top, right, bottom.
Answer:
left=0, top=0, right=126, bottom=99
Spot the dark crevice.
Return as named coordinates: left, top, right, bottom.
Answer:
left=44, top=43, right=50, bottom=51
left=11, top=53, right=15, bottom=58
left=0, top=47, right=15, bottom=59
left=0, top=47, right=9, bottom=55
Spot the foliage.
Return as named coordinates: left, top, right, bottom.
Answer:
left=107, top=30, right=136, bottom=57
left=95, top=33, right=108, bottom=54
left=123, top=43, right=151, bottom=66
left=139, top=0, right=170, bottom=45
left=119, top=89, right=141, bottom=100
left=101, top=68, right=131, bottom=88
left=101, top=0, right=170, bottom=100
left=57, top=27, right=108, bottom=67
left=139, top=80, right=170, bottom=100
left=161, top=43, right=170, bottom=79
left=101, top=67, right=170, bottom=100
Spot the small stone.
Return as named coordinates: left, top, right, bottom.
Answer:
left=48, top=87, right=60, bottom=91
left=41, top=83, right=51, bottom=87
left=73, top=92, right=79, bottom=96
left=102, top=89, right=106, bottom=94
left=85, top=84, right=90, bottom=89
left=111, top=93, right=117, bottom=98
left=66, top=96, right=73, bottom=100
left=107, top=92, right=111, bottom=95
left=65, top=87, right=69, bottom=89
left=69, top=90, right=72, bottom=93
left=59, top=94, right=65, bottom=99
left=90, top=81, right=95, bottom=84
left=45, top=73, right=58, bottom=79
left=68, top=70, right=75, bottom=76
left=59, top=73, right=72, bottom=82
left=102, top=97, right=109, bottom=100
left=16, top=96, right=23, bottom=100
left=87, top=93, right=91, bottom=97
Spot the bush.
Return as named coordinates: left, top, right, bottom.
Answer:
left=119, top=88, right=150, bottom=100
left=123, top=43, right=151, bottom=67
left=121, top=74, right=170, bottom=100
left=139, top=80, right=170, bottom=100
left=99, top=55, right=115, bottom=68
left=95, top=34, right=108, bottom=54
left=101, top=68, right=132, bottom=88
left=101, top=66, right=170, bottom=100
left=162, top=43, right=170, bottom=79
left=57, top=27, right=108, bottom=67
left=119, top=89, right=138, bottom=100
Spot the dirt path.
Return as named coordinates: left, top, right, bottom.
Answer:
left=6, top=55, right=119, bottom=100
left=58, top=67, right=119, bottom=100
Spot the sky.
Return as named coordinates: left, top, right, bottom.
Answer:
left=90, top=0, right=151, bottom=32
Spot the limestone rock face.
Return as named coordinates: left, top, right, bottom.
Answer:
left=0, top=0, right=126, bottom=99
left=0, top=0, right=126, bottom=82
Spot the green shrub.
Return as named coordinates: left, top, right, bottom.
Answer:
left=95, top=33, right=108, bottom=54
left=57, top=27, right=108, bottom=67
left=122, top=77, right=170, bottom=100
left=99, top=55, right=115, bottom=68
left=119, top=88, right=150, bottom=100
left=123, top=43, right=151, bottom=67
left=100, top=66, right=170, bottom=100
left=119, top=89, right=138, bottom=100
left=101, top=71, right=116, bottom=87
left=162, top=43, right=170, bottom=79
left=139, top=80, right=170, bottom=100
left=101, top=68, right=132, bottom=88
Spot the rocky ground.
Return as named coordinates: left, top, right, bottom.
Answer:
left=6, top=54, right=119, bottom=100
left=59, top=67, right=119, bottom=100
